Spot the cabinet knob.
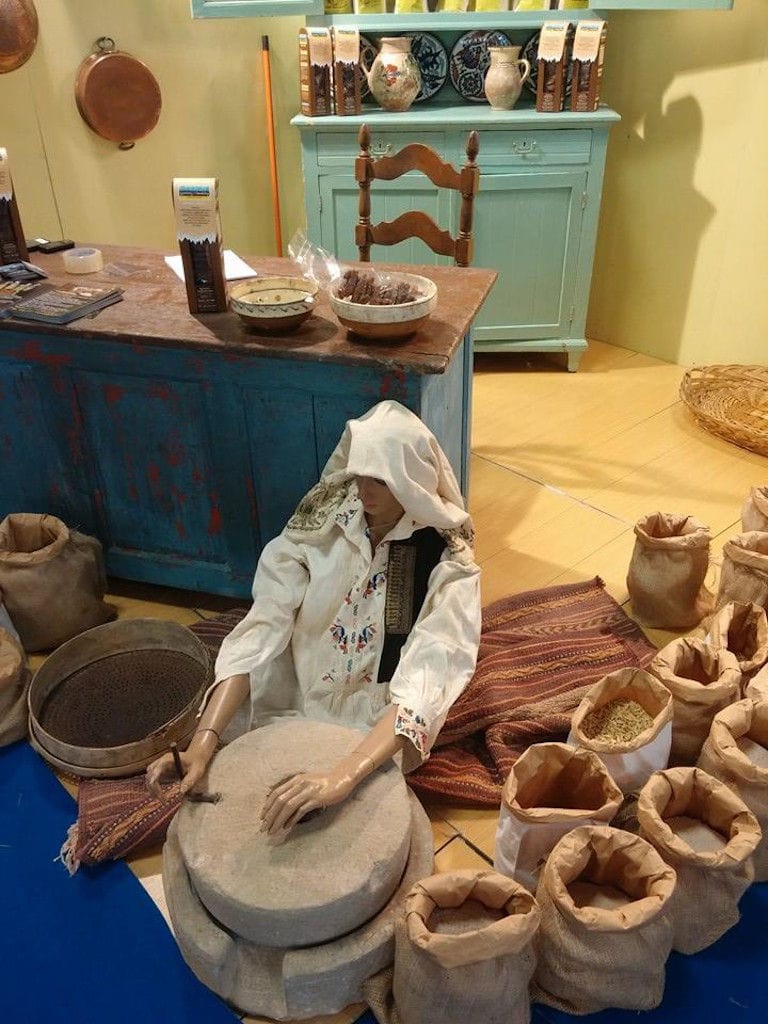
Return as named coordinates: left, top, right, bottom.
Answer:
left=511, top=139, right=538, bottom=155
left=371, top=140, right=393, bottom=157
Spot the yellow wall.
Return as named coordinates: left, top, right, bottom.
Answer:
left=1, top=2, right=765, bottom=366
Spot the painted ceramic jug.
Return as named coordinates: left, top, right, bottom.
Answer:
left=484, top=46, right=531, bottom=111
left=364, top=37, right=421, bottom=113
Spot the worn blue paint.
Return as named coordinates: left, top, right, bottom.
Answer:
left=0, top=332, right=468, bottom=598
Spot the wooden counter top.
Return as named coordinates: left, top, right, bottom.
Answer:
left=5, top=245, right=496, bottom=375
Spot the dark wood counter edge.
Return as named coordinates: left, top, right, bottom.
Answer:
left=2, top=247, right=497, bottom=376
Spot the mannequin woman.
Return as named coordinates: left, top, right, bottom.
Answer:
left=147, top=401, right=481, bottom=834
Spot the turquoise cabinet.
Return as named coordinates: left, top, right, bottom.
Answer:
left=293, top=108, right=618, bottom=370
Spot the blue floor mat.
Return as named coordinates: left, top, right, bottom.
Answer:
left=0, top=741, right=239, bottom=1024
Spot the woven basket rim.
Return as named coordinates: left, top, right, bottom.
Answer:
left=679, top=364, right=768, bottom=458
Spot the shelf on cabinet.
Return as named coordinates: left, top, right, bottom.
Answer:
left=292, top=102, right=620, bottom=129
left=306, top=11, right=597, bottom=31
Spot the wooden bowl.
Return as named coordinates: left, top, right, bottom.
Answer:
left=229, top=276, right=318, bottom=333
left=329, top=272, right=438, bottom=341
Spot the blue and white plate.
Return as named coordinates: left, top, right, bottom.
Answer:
left=359, top=34, right=377, bottom=101
left=449, top=29, right=512, bottom=103
left=521, top=30, right=574, bottom=97
left=406, top=32, right=449, bottom=104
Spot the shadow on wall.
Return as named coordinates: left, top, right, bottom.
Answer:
left=587, top=4, right=768, bottom=365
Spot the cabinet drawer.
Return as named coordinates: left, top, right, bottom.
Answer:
left=476, top=130, right=592, bottom=168
left=316, top=131, right=447, bottom=167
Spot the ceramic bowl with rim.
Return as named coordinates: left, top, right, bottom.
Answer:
left=229, top=276, right=318, bottom=333
left=329, top=272, right=438, bottom=341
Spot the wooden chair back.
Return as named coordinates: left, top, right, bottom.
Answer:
left=355, top=123, right=480, bottom=267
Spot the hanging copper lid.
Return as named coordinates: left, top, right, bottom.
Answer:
left=75, top=37, right=162, bottom=149
left=0, top=0, right=38, bottom=73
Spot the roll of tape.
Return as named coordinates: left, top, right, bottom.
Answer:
left=63, top=247, right=104, bottom=274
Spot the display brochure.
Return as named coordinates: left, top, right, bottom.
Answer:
left=9, top=282, right=124, bottom=324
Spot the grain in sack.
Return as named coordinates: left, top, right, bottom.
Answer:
left=649, top=637, right=740, bottom=766
left=494, top=742, right=622, bottom=893
left=626, top=511, right=714, bottom=629
left=746, top=663, right=768, bottom=701
left=568, top=667, right=672, bottom=793
left=0, top=627, right=28, bottom=747
left=637, top=766, right=760, bottom=954
left=388, top=870, right=540, bottom=1024
left=532, top=825, right=676, bottom=1015
left=698, top=698, right=768, bottom=880
left=698, top=600, right=768, bottom=682
left=0, top=514, right=115, bottom=652
left=741, top=485, right=768, bottom=533
left=717, top=532, right=768, bottom=611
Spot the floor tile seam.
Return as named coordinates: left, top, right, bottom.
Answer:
left=441, top=833, right=494, bottom=867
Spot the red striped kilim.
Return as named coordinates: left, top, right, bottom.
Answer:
left=408, top=577, right=657, bottom=806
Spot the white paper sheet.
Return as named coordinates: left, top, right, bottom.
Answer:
left=164, top=250, right=257, bottom=283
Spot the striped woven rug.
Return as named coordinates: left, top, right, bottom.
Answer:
left=189, top=577, right=657, bottom=807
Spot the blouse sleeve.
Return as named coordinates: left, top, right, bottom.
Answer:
left=211, top=532, right=310, bottom=687
left=387, top=553, right=481, bottom=772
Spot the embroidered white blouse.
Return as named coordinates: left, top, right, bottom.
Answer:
left=213, top=490, right=481, bottom=771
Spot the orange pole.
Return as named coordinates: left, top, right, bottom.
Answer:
left=261, top=35, right=283, bottom=256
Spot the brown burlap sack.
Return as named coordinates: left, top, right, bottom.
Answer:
left=494, top=743, right=622, bottom=893
left=717, top=532, right=768, bottom=611
left=697, top=600, right=768, bottom=681
left=0, top=627, right=28, bottom=746
left=626, top=512, right=714, bottom=629
left=0, top=514, right=115, bottom=652
left=637, top=766, right=760, bottom=954
left=384, top=870, right=540, bottom=1024
left=741, top=486, right=768, bottom=533
left=568, top=668, right=673, bottom=793
left=532, top=825, right=676, bottom=1015
left=698, top=699, right=768, bottom=881
left=746, top=664, right=768, bottom=701
left=649, top=637, right=741, bottom=766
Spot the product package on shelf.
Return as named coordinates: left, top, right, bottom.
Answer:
left=0, top=148, right=29, bottom=264
left=436, top=0, right=470, bottom=11
left=353, top=0, right=386, bottom=13
left=536, top=21, right=575, bottom=113
left=299, top=27, right=333, bottom=117
left=395, top=0, right=430, bottom=13
left=171, top=177, right=227, bottom=314
left=474, top=0, right=511, bottom=13
left=331, top=27, right=361, bottom=116
left=324, top=0, right=353, bottom=12
left=570, top=20, right=607, bottom=112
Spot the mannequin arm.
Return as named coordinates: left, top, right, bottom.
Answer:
left=260, top=704, right=407, bottom=835
left=146, top=673, right=250, bottom=797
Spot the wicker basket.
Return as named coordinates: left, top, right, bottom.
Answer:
left=679, top=365, right=768, bottom=458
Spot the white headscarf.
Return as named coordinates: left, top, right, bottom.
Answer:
left=285, top=401, right=474, bottom=557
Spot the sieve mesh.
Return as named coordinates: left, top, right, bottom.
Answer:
left=38, top=649, right=206, bottom=748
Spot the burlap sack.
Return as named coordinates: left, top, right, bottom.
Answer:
left=741, top=486, right=768, bottom=533
left=384, top=870, right=540, bottom=1024
left=637, top=766, right=760, bottom=954
left=0, top=514, right=115, bottom=652
left=532, top=825, right=676, bottom=1015
left=698, top=698, right=768, bottom=880
left=0, top=627, right=28, bottom=746
left=0, top=588, right=19, bottom=642
left=626, top=511, right=714, bottom=629
left=568, top=668, right=672, bottom=793
left=649, top=637, right=741, bottom=766
left=717, top=532, right=768, bottom=611
left=494, top=743, right=622, bottom=893
left=745, top=664, right=768, bottom=701
left=698, top=600, right=768, bottom=681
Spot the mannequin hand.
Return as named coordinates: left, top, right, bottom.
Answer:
left=260, top=770, right=358, bottom=836
left=146, top=746, right=211, bottom=799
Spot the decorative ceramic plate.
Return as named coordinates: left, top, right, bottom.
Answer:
left=521, top=30, right=574, bottom=98
left=406, top=32, right=449, bottom=103
left=359, top=34, right=377, bottom=100
left=449, top=30, right=512, bottom=103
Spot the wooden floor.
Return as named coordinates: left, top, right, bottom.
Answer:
left=44, top=341, right=767, bottom=1024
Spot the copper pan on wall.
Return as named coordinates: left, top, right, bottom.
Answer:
left=0, top=0, right=38, bottom=73
left=75, top=36, right=162, bottom=150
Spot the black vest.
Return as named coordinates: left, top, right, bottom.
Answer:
left=377, top=527, right=446, bottom=684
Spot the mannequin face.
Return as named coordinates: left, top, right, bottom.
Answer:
left=355, top=476, right=404, bottom=526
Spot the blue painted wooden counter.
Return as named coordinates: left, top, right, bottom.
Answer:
left=0, top=246, right=495, bottom=597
